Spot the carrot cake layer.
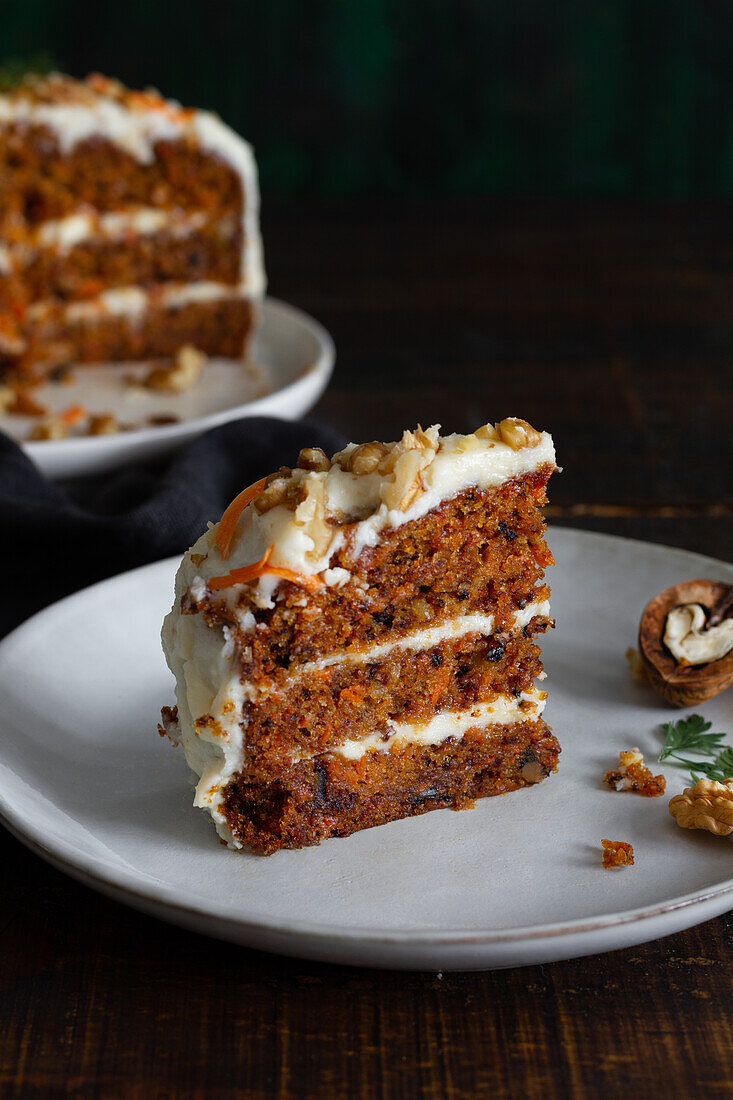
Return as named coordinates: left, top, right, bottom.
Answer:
left=0, top=72, right=264, bottom=379
left=161, top=420, right=559, bottom=853
left=226, top=611, right=550, bottom=769
left=221, top=717, right=559, bottom=855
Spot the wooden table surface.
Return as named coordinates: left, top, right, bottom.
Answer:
left=2, top=199, right=732, bottom=1099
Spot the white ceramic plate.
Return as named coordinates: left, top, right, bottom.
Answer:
left=0, top=297, right=334, bottom=479
left=0, top=528, right=731, bottom=971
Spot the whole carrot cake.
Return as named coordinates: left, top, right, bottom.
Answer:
left=160, top=420, right=560, bottom=854
left=0, top=72, right=264, bottom=381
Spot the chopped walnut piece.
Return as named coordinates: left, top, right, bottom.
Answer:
left=9, top=388, right=47, bottom=416
left=27, top=403, right=87, bottom=440
left=625, top=646, right=648, bottom=683
left=296, top=447, right=330, bottom=472
left=604, top=747, right=666, bottom=797
left=383, top=448, right=429, bottom=512
left=254, top=476, right=289, bottom=513
left=28, top=416, right=70, bottom=441
left=475, top=423, right=500, bottom=442
left=88, top=413, right=119, bottom=436
left=669, top=778, right=733, bottom=836
left=520, top=754, right=546, bottom=784
left=601, top=839, right=634, bottom=868
left=253, top=467, right=304, bottom=514
left=143, top=345, right=206, bottom=392
left=497, top=417, right=542, bottom=450
left=0, top=385, right=14, bottom=414
left=348, top=441, right=391, bottom=476
left=158, top=704, right=180, bottom=745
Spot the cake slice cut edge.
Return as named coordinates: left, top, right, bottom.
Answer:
left=160, top=420, right=560, bottom=854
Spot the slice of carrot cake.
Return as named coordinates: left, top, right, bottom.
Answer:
left=0, top=72, right=264, bottom=382
left=160, top=420, right=559, bottom=854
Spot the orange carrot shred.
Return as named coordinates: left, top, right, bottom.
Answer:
left=265, top=567, right=324, bottom=593
left=58, top=404, right=87, bottom=426
left=208, top=546, right=273, bottom=590
left=216, top=476, right=269, bottom=560
left=208, top=545, right=325, bottom=593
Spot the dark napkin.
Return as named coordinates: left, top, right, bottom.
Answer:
left=1, top=417, right=347, bottom=638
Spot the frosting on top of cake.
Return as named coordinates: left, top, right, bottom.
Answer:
left=186, top=421, right=555, bottom=603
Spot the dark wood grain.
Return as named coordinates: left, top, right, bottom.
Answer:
left=1, top=199, right=732, bottom=1099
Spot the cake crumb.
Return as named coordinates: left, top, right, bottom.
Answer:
left=604, top=748, right=666, bottom=797
left=625, top=646, right=648, bottom=683
left=0, top=384, right=14, bottom=414
left=87, top=412, right=120, bottom=435
left=142, top=345, right=206, bottom=392
left=8, top=387, right=47, bottom=416
left=602, top=839, right=634, bottom=868
left=28, top=403, right=87, bottom=440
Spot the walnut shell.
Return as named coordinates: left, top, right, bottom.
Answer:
left=638, top=580, right=733, bottom=708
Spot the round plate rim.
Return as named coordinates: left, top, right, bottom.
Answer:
left=1, top=527, right=732, bottom=959
left=18, top=296, right=335, bottom=459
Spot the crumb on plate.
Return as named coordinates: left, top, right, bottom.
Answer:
left=141, top=344, right=206, bottom=392
left=604, top=747, right=666, bottom=797
left=602, top=838, right=634, bottom=868
left=625, top=646, right=648, bottom=683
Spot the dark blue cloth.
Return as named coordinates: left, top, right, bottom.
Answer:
left=0, top=417, right=346, bottom=637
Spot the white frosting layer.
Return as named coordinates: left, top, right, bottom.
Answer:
left=328, top=688, right=546, bottom=761
left=292, top=599, right=549, bottom=677
left=29, top=280, right=248, bottom=324
left=0, top=81, right=265, bottom=296
left=33, top=206, right=230, bottom=250
left=162, top=567, right=249, bottom=847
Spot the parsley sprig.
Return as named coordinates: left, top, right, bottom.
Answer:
left=658, top=714, right=733, bottom=784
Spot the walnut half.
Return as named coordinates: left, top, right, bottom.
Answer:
left=669, top=778, right=733, bottom=836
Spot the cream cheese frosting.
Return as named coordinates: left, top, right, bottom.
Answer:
left=325, top=688, right=547, bottom=761
left=52, top=280, right=251, bottom=325
left=32, top=207, right=230, bottom=251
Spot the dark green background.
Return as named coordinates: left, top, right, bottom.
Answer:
left=3, top=0, right=733, bottom=197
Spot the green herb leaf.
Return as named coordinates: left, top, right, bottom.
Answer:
left=658, top=713, right=731, bottom=786
left=714, top=747, right=733, bottom=779
left=658, top=714, right=725, bottom=761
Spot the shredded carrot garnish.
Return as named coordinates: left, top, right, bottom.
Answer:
left=58, top=404, right=87, bottom=426
left=265, top=567, right=324, bottom=593
left=208, top=544, right=325, bottom=593
left=208, top=546, right=273, bottom=590
left=216, top=476, right=269, bottom=560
